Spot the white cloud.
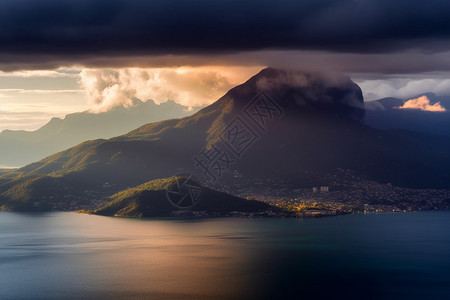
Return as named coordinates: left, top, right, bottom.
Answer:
left=0, top=69, right=79, bottom=78
left=0, top=88, right=82, bottom=95
left=355, top=74, right=450, bottom=101
left=1, top=66, right=262, bottom=131
left=79, top=66, right=261, bottom=113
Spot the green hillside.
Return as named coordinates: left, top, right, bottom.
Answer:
left=0, top=169, right=13, bottom=176
left=89, top=177, right=275, bottom=217
left=0, top=174, right=69, bottom=211
left=1, top=68, right=450, bottom=212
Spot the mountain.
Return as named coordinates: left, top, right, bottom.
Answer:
left=365, top=93, right=450, bottom=136
left=88, top=177, right=275, bottom=217
left=0, top=99, right=197, bottom=167
left=1, top=68, right=450, bottom=212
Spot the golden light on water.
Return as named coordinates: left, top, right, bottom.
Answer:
left=55, top=213, right=262, bottom=299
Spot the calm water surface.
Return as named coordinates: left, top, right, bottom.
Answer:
left=1, top=211, right=449, bottom=299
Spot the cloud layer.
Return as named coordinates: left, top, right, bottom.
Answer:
left=355, top=74, right=450, bottom=100
left=0, top=71, right=86, bottom=131
left=79, top=67, right=261, bottom=112
left=2, top=0, right=450, bottom=71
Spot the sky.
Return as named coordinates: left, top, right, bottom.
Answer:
left=1, top=0, right=450, bottom=131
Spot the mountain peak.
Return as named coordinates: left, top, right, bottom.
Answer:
left=130, top=98, right=145, bottom=106
left=215, top=67, right=365, bottom=122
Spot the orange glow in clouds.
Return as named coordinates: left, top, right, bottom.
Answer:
left=80, top=66, right=263, bottom=113
left=397, top=96, right=446, bottom=112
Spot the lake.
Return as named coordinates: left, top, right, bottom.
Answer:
left=1, top=211, right=449, bottom=299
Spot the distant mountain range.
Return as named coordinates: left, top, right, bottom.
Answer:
left=365, top=93, right=450, bottom=136
left=1, top=68, right=450, bottom=212
left=0, top=99, right=197, bottom=167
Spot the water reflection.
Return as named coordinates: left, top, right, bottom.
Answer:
left=1, top=212, right=450, bottom=299
left=1, top=213, right=268, bottom=299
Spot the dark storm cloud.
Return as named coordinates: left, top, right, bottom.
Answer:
left=1, top=0, right=450, bottom=70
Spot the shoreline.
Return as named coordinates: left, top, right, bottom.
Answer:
left=75, top=208, right=449, bottom=219
left=2, top=206, right=448, bottom=219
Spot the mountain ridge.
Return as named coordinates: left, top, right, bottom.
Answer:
left=0, top=99, right=198, bottom=167
left=1, top=68, right=450, bottom=212
left=365, top=93, right=450, bottom=136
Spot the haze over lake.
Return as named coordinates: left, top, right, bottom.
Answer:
left=1, top=211, right=449, bottom=299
